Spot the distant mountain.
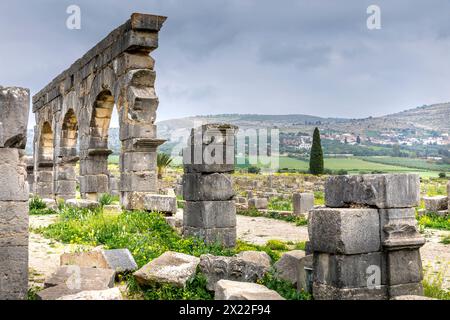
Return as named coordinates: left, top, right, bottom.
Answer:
left=25, top=102, right=450, bottom=155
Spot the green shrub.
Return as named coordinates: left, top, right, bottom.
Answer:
left=29, top=197, right=57, bottom=215
left=438, top=172, right=447, bottom=178
left=29, top=196, right=47, bottom=210
left=266, top=240, right=289, bottom=251
left=258, top=272, right=312, bottom=300
left=247, top=166, right=261, bottom=174
left=418, top=214, right=450, bottom=231
left=99, top=194, right=114, bottom=206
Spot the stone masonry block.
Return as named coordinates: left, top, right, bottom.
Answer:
left=183, top=173, right=234, bottom=201
left=386, top=249, right=423, bottom=286
left=313, top=252, right=386, bottom=288
left=312, top=282, right=388, bottom=300
left=423, top=196, right=448, bottom=212
left=143, top=194, right=177, bottom=214
left=325, top=174, right=420, bottom=209
left=0, top=149, right=28, bottom=201
left=0, top=201, right=28, bottom=247
left=293, top=193, right=314, bottom=215
left=0, top=246, right=28, bottom=300
left=0, top=86, right=30, bottom=149
left=120, top=151, right=157, bottom=172
left=184, top=226, right=236, bottom=248
left=79, top=174, right=109, bottom=193
left=184, top=201, right=236, bottom=229
left=308, top=208, right=380, bottom=254
left=120, top=172, right=157, bottom=192
left=379, top=208, right=425, bottom=249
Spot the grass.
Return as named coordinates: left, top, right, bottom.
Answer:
left=361, top=156, right=450, bottom=172
left=417, top=214, right=450, bottom=231
left=29, top=196, right=58, bottom=215
left=423, top=264, right=450, bottom=300
left=441, top=236, right=450, bottom=245
left=268, top=197, right=293, bottom=211
left=36, top=207, right=306, bottom=300
left=236, top=155, right=447, bottom=178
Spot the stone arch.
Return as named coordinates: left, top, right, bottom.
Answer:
left=54, top=109, right=79, bottom=200
left=35, top=121, right=54, bottom=198
left=79, top=90, right=117, bottom=200
left=32, top=13, right=167, bottom=208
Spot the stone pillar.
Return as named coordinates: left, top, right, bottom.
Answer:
left=182, top=124, right=238, bottom=248
left=0, top=86, right=30, bottom=300
left=309, top=174, right=425, bottom=300
left=117, top=60, right=166, bottom=210
left=34, top=123, right=54, bottom=199
left=293, top=192, right=314, bottom=216
left=24, top=156, right=34, bottom=194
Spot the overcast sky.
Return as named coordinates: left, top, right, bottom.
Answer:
left=2, top=0, right=450, bottom=128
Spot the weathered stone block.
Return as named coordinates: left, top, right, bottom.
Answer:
left=57, top=288, right=123, bottom=300
left=0, top=149, right=28, bottom=201
left=79, top=174, right=109, bottom=193
left=184, top=201, right=236, bottom=228
left=184, top=226, right=236, bottom=248
left=0, top=201, right=28, bottom=246
left=120, top=123, right=157, bottom=141
left=215, top=280, right=285, bottom=300
left=248, top=198, right=268, bottom=210
left=143, top=194, right=177, bottom=214
left=133, top=251, right=199, bottom=288
left=54, top=180, right=77, bottom=195
left=183, top=173, right=234, bottom=201
left=120, top=151, right=157, bottom=172
left=389, top=282, right=424, bottom=298
left=60, top=251, right=109, bottom=269
left=0, top=87, right=30, bottom=149
left=386, top=249, right=423, bottom=285
left=313, top=252, right=386, bottom=288
left=114, top=53, right=155, bottom=76
left=79, top=158, right=108, bottom=175
left=199, top=254, right=269, bottom=291
left=293, top=193, right=314, bottom=216
left=120, top=172, right=157, bottom=192
left=0, top=246, right=28, bottom=300
left=312, top=282, right=388, bottom=300
left=297, top=254, right=313, bottom=293
left=102, top=249, right=138, bottom=273
left=274, top=250, right=306, bottom=285
left=308, top=208, right=380, bottom=254
left=325, top=174, right=420, bottom=209
left=423, top=195, right=448, bottom=212
left=44, top=266, right=116, bottom=290
left=379, top=208, right=425, bottom=249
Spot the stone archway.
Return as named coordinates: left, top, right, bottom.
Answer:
left=35, top=121, right=54, bottom=198
left=54, top=109, right=79, bottom=200
left=79, top=90, right=115, bottom=200
left=32, top=13, right=167, bottom=209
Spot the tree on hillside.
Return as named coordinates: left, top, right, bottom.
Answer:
left=309, top=127, right=324, bottom=175
left=157, top=153, right=173, bottom=179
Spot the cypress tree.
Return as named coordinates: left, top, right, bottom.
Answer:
left=309, top=127, right=324, bottom=175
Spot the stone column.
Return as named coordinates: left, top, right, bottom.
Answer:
left=117, top=58, right=166, bottom=210
left=293, top=192, right=314, bottom=216
left=309, top=174, right=425, bottom=300
left=182, top=124, right=238, bottom=248
left=24, top=156, right=34, bottom=194
left=0, top=86, right=30, bottom=300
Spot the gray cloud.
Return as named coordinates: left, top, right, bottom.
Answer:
left=1, top=0, right=450, bottom=128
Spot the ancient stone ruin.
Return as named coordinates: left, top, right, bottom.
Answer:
left=308, top=174, right=425, bottom=300
left=182, top=124, right=238, bottom=247
left=32, top=13, right=167, bottom=209
left=0, top=86, right=30, bottom=300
